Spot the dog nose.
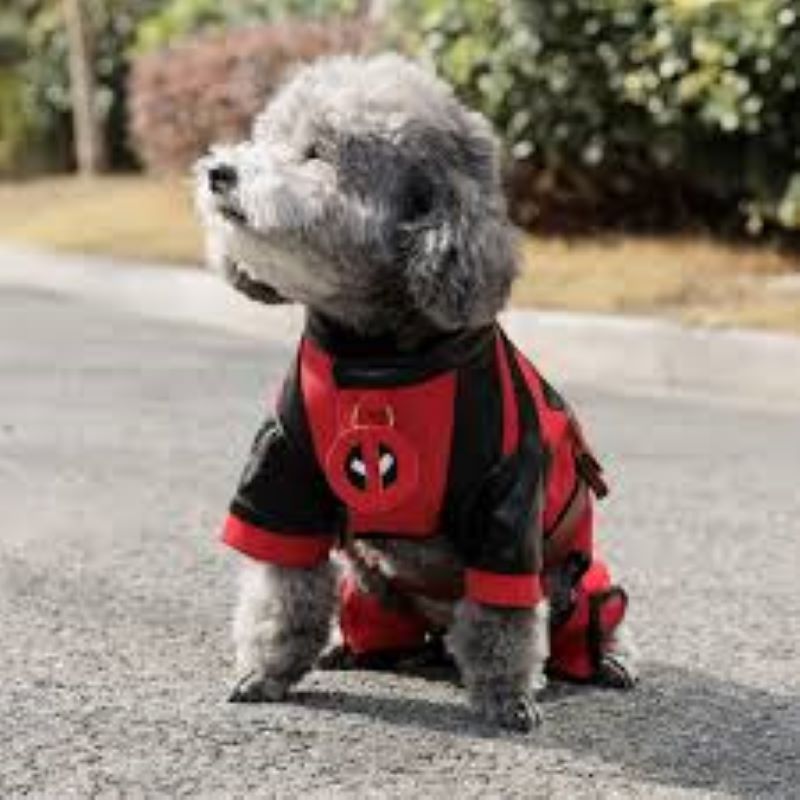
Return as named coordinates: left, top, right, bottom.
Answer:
left=208, top=163, right=237, bottom=194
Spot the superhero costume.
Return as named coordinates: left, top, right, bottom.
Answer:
left=222, top=313, right=627, bottom=682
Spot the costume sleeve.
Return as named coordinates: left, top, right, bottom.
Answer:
left=446, top=333, right=548, bottom=608
left=222, top=415, right=340, bottom=568
left=456, top=429, right=547, bottom=608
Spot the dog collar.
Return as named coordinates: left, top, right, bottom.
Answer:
left=304, top=311, right=496, bottom=388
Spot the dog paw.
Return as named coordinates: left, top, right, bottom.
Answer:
left=476, top=689, right=543, bottom=733
left=317, top=644, right=358, bottom=670
left=597, top=653, right=638, bottom=690
left=495, top=693, right=542, bottom=733
left=228, top=671, right=290, bottom=703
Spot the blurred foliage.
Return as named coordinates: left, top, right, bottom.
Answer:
left=0, top=67, right=32, bottom=172
left=0, top=0, right=160, bottom=173
left=0, top=10, right=27, bottom=67
left=129, top=18, right=372, bottom=171
left=0, top=7, right=40, bottom=173
left=2, top=0, right=799, bottom=242
left=134, top=0, right=361, bottom=52
left=403, top=0, right=800, bottom=235
left=0, top=0, right=362, bottom=174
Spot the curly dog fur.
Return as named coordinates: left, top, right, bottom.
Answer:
left=196, top=53, right=635, bottom=731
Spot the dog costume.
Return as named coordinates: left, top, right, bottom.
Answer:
left=222, top=314, right=627, bottom=682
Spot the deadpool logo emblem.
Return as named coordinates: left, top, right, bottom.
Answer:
left=325, top=403, right=419, bottom=514
left=346, top=443, right=397, bottom=490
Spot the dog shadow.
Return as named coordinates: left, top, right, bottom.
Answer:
left=296, top=662, right=800, bottom=797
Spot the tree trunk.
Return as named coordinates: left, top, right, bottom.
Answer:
left=358, top=0, right=389, bottom=22
left=63, top=0, right=106, bottom=174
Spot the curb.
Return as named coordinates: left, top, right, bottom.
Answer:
left=503, top=309, right=800, bottom=412
left=2, top=244, right=799, bottom=412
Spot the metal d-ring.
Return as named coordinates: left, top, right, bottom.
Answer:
left=350, top=400, right=395, bottom=428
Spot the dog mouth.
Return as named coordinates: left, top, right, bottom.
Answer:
left=226, top=261, right=286, bottom=305
left=218, top=203, right=248, bottom=226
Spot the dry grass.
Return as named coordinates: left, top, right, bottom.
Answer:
left=515, top=236, right=800, bottom=334
left=0, top=175, right=798, bottom=334
left=0, top=175, right=203, bottom=264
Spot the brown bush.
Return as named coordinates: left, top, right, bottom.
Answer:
left=128, top=19, right=373, bottom=173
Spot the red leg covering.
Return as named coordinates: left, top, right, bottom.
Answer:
left=548, top=559, right=627, bottom=682
left=338, top=555, right=627, bottom=684
left=339, top=574, right=430, bottom=655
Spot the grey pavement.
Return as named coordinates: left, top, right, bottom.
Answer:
left=1, top=258, right=799, bottom=798
left=3, top=244, right=800, bottom=414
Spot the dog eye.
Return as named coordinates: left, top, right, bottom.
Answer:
left=400, top=174, right=435, bottom=222
left=303, top=143, right=320, bottom=161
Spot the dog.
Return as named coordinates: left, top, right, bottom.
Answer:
left=195, top=53, right=636, bottom=732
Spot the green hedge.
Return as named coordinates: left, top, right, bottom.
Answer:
left=407, top=0, right=800, bottom=235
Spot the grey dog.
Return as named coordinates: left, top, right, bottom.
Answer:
left=195, top=53, right=636, bottom=732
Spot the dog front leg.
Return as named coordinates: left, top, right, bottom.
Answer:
left=229, top=558, right=336, bottom=703
left=447, top=599, right=549, bottom=732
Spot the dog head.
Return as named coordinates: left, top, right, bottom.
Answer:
left=195, top=53, right=517, bottom=335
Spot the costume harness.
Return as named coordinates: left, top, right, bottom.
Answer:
left=222, top=314, right=627, bottom=682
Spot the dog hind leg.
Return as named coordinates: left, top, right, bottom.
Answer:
left=229, top=558, right=336, bottom=702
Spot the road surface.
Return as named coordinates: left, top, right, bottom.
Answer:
left=1, top=281, right=798, bottom=798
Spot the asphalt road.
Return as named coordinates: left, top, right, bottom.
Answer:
left=1, top=284, right=798, bottom=799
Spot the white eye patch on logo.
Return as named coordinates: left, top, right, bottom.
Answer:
left=345, top=444, right=398, bottom=490
left=349, top=452, right=394, bottom=477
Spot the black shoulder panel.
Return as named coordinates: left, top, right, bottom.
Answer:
left=445, top=333, right=548, bottom=576
left=230, top=353, right=343, bottom=536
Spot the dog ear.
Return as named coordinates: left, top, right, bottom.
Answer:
left=399, top=116, right=518, bottom=330
left=401, top=174, right=518, bottom=330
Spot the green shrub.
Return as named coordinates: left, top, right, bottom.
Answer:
left=407, top=0, right=800, bottom=236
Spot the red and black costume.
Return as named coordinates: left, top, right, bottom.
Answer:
left=222, top=314, right=627, bottom=682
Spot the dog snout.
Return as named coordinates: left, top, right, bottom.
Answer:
left=208, top=163, right=238, bottom=194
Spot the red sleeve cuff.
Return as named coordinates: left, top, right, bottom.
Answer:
left=465, top=569, right=543, bottom=607
left=222, top=514, right=333, bottom=568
